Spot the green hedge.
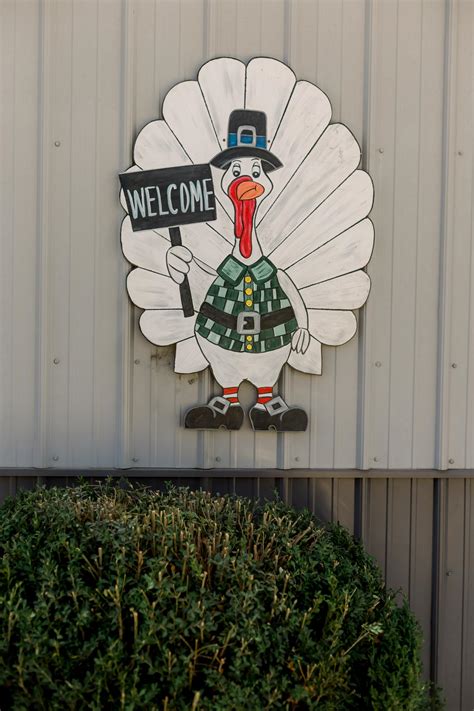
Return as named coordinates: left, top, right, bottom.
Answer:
left=0, top=482, right=439, bottom=709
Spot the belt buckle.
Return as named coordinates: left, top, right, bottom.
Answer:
left=236, top=311, right=261, bottom=335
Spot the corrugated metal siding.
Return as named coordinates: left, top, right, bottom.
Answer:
left=1, top=0, right=472, bottom=471
left=1, top=472, right=474, bottom=709
left=1, top=2, right=474, bottom=706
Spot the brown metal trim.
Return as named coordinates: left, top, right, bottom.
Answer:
left=1, top=468, right=474, bottom=479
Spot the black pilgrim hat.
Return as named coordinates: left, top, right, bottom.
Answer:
left=210, top=109, right=282, bottom=172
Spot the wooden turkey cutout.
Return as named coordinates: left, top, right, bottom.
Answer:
left=119, top=58, right=374, bottom=432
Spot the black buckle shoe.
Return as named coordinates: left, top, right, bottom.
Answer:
left=249, top=396, right=308, bottom=432
left=185, top=397, right=244, bottom=430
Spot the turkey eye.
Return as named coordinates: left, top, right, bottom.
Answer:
left=252, top=166, right=261, bottom=178
left=232, top=165, right=241, bottom=177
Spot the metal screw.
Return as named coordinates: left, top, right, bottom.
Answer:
left=451, top=362, right=457, bottom=368
left=373, top=456, right=379, bottom=462
left=53, top=358, right=60, bottom=365
left=131, top=457, right=139, bottom=463
left=378, top=148, right=384, bottom=154
left=52, top=455, right=59, bottom=461
left=446, top=569, right=454, bottom=576
left=54, top=140, right=61, bottom=147
left=375, top=361, right=382, bottom=367
left=134, top=359, right=140, bottom=365
left=457, top=150, right=463, bottom=156
left=295, top=456, right=300, bottom=462
left=449, top=458, right=455, bottom=464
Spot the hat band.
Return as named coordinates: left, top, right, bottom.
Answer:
left=228, top=133, right=267, bottom=149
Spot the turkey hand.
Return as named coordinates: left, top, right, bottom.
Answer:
left=166, top=246, right=193, bottom=284
left=291, top=328, right=310, bottom=354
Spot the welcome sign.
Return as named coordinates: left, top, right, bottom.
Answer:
left=119, top=164, right=216, bottom=232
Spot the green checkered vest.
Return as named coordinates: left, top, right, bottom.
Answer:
left=195, top=255, right=298, bottom=353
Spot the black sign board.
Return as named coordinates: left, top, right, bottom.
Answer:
left=119, top=164, right=216, bottom=232
left=120, top=164, right=217, bottom=318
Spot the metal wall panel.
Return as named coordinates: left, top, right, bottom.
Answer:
left=0, top=0, right=41, bottom=467
left=2, top=0, right=472, bottom=472
left=1, top=2, right=473, bottom=703
left=439, top=0, right=474, bottom=471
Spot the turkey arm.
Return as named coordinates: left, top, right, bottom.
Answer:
left=277, top=269, right=308, bottom=329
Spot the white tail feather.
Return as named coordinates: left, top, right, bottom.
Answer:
left=300, top=271, right=371, bottom=310
left=121, top=217, right=169, bottom=275
left=270, top=170, right=374, bottom=268
left=127, top=269, right=181, bottom=310
left=258, top=82, right=332, bottom=222
left=287, top=219, right=374, bottom=288
left=199, top=58, right=246, bottom=144
left=308, top=310, right=357, bottom=346
left=162, top=80, right=233, bottom=223
left=134, top=120, right=190, bottom=170
left=140, top=310, right=196, bottom=346
left=258, top=124, right=361, bottom=253
left=175, top=337, right=209, bottom=374
left=245, top=58, right=296, bottom=142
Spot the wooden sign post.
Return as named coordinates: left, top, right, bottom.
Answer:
left=120, top=164, right=216, bottom=317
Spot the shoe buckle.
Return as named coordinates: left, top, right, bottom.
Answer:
left=208, top=396, right=230, bottom=416
left=236, top=311, right=261, bottom=335
left=265, top=396, right=289, bottom=416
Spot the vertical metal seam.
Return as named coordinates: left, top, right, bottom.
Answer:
left=65, top=0, right=75, bottom=467
left=117, top=0, right=136, bottom=467
left=357, top=0, right=374, bottom=470
left=353, top=477, right=363, bottom=540
left=435, top=0, right=456, bottom=470
left=410, top=0, right=425, bottom=469
left=10, top=0, right=17, bottom=467
left=384, top=478, right=389, bottom=580
left=408, top=477, right=414, bottom=602
left=283, top=0, right=291, bottom=66
left=91, top=0, right=100, bottom=468
left=35, top=0, right=49, bottom=468
left=460, top=478, right=469, bottom=703
left=430, top=477, right=441, bottom=684
left=202, top=0, right=209, bottom=60
left=385, top=0, right=401, bottom=469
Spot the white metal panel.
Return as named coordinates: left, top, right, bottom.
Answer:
left=0, top=0, right=41, bottom=466
left=441, top=0, right=474, bottom=470
left=0, top=0, right=472, bottom=474
left=360, top=0, right=447, bottom=470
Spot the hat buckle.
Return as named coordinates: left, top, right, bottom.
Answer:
left=236, top=125, right=257, bottom=147
left=210, top=109, right=283, bottom=172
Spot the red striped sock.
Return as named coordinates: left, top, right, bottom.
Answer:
left=223, top=386, right=239, bottom=405
left=257, top=386, right=273, bottom=405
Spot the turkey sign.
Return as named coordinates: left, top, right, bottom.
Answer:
left=119, top=57, right=374, bottom=432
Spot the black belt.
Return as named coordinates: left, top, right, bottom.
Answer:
left=199, top=302, right=295, bottom=331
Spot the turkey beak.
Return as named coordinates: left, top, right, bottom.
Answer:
left=235, top=180, right=265, bottom=201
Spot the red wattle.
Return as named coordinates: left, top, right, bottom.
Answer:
left=228, top=176, right=256, bottom=259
